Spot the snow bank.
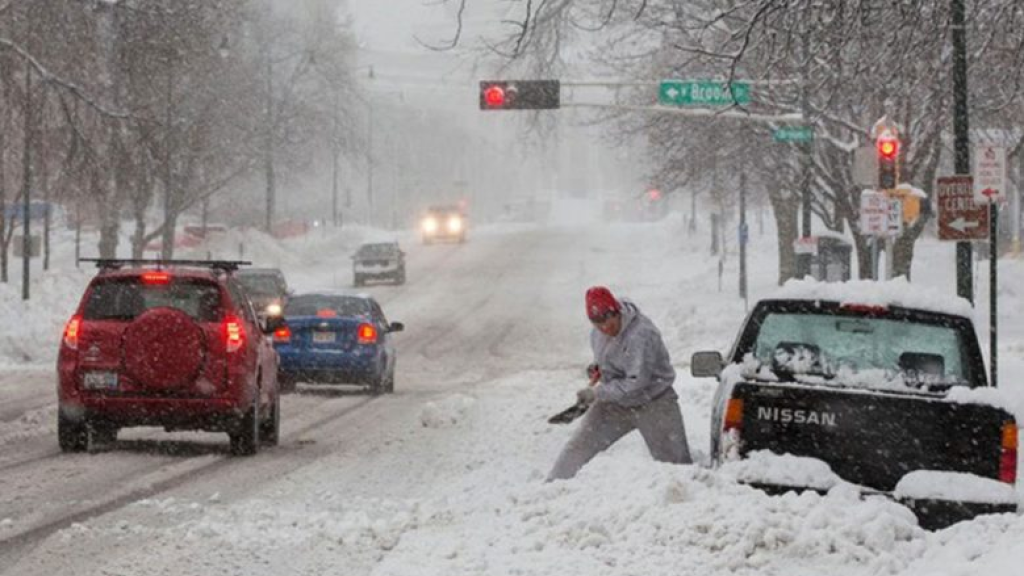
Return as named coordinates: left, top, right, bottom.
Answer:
left=0, top=268, right=90, bottom=365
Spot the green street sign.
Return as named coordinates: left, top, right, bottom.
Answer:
left=773, top=126, right=814, bottom=142
left=658, top=80, right=750, bottom=106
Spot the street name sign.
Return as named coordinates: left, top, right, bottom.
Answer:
left=658, top=80, right=750, bottom=106
left=773, top=126, right=814, bottom=142
left=974, top=145, right=1006, bottom=204
left=937, top=175, right=989, bottom=241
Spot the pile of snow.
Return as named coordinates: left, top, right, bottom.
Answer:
left=895, top=471, right=1019, bottom=505
left=719, top=450, right=844, bottom=492
left=419, top=394, right=476, bottom=428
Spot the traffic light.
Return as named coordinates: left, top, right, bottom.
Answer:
left=479, top=80, right=560, bottom=110
left=647, top=189, right=662, bottom=201
left=876, top=133, right=900, bottom=189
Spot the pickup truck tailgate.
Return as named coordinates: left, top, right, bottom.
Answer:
left=733, top=382, right=1013, bottom=491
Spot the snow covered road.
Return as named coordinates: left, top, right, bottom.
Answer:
left=1, top=218, right=1023, bottom=575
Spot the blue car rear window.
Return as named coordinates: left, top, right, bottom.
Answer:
left=285, top=295, right=370, bottom=317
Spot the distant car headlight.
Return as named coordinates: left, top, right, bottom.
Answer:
left=447, top=216, right=462, bottom=233
left=422, top=217, right=439, bottom=234
left=265, top=303, right=283, bottom=316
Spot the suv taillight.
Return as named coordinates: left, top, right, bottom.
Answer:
left=224, top=316, right=245, bottom=353
left=1000, top=422, right=1017, bottom=484
left=63, top=315, right=82, bottom=350
left=273, top=326, right=291, bottom=343
left=357, top=323, right=377, bottom=345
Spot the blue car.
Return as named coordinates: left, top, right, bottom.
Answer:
left=273, top=292, right=403, bottom=394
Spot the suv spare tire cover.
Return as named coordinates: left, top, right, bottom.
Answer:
left=123, top=307, right=206, bottom=389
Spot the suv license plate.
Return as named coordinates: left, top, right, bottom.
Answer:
left=313, top=332, right=336, bottom=343
left=83, top=371, right=118, bottom=390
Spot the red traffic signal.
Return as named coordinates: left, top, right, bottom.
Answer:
left=479, top=80, right=560, bottom=110
left=483, top=85, right=506, bottom=108
left=877, top=135, right=899, bottom=160
left=876, top=134, right=900, bottom=189
left=647, top=189, right=662, bottom=201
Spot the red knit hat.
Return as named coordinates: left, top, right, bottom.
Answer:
left=585, top=286, right=620, bottom=321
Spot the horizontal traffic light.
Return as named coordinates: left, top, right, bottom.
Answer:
left=479, top=80, right=560, bottom=110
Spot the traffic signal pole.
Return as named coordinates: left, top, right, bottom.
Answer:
left=951, top=0, right=973, bottom=304
left=799, top=33, right=813, bottom=245
left=990, top=202, right=998, bottom=387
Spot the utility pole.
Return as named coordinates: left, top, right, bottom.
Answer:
left=332, top=86, right=340, bottom=227
left=162, top=56, right=175, bottom=260
left=366, top=99, right=374, bottom=225
left=21, top=62, right=33, bottom=301
left=739, top=171, right=749, bottom=309
left=951, top=0, right=973, bottom=303
left=263, top=51, right=276, bottom=233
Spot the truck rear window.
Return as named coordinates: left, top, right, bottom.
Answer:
left=83, top=279, right=224, bottom=322
left=752, top=313, right=971, bottom=388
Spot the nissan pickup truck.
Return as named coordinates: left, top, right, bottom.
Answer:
left=691, top=282, right=1018, bottom=529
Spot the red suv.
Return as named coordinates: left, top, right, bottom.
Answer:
left=57, top=260, right=283, bottom=456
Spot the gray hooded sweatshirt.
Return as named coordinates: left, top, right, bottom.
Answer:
left=591, top=300, right=676, bottom=407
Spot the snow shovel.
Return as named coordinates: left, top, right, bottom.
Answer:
left=547, top=400, right=589, bottom=424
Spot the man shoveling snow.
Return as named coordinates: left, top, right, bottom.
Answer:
left=547, top=286, right=693, bottom=481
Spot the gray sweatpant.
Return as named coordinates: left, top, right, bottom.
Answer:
left=546, top=391, right=692, bottom=481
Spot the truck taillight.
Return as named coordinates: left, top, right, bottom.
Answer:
left=224, top=316, right=245, bottom=353
left=724, top=398, right=744, bottom=431
left=63, top=315, right=82, bottom=350
left=357, top=323, right=377, bottom=344
left=1000, top=422, right=1017, bottom=484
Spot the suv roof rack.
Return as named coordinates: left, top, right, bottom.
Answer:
left=79, top=258, right=252, bottom=272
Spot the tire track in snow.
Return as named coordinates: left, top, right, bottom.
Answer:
left=0, top=396, right=379, bottom=569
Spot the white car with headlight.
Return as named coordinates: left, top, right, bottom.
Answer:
left=420, top=205, right=467, bottom=244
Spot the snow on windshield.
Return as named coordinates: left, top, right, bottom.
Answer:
left=751, top=312, right=972, bottom=390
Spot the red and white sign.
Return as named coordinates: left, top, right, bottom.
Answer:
left=974, top=145, right=1006, bottom=204
left=937, top=175, right=989, bottom=241
left=859, top=191, right=889, bottom=237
